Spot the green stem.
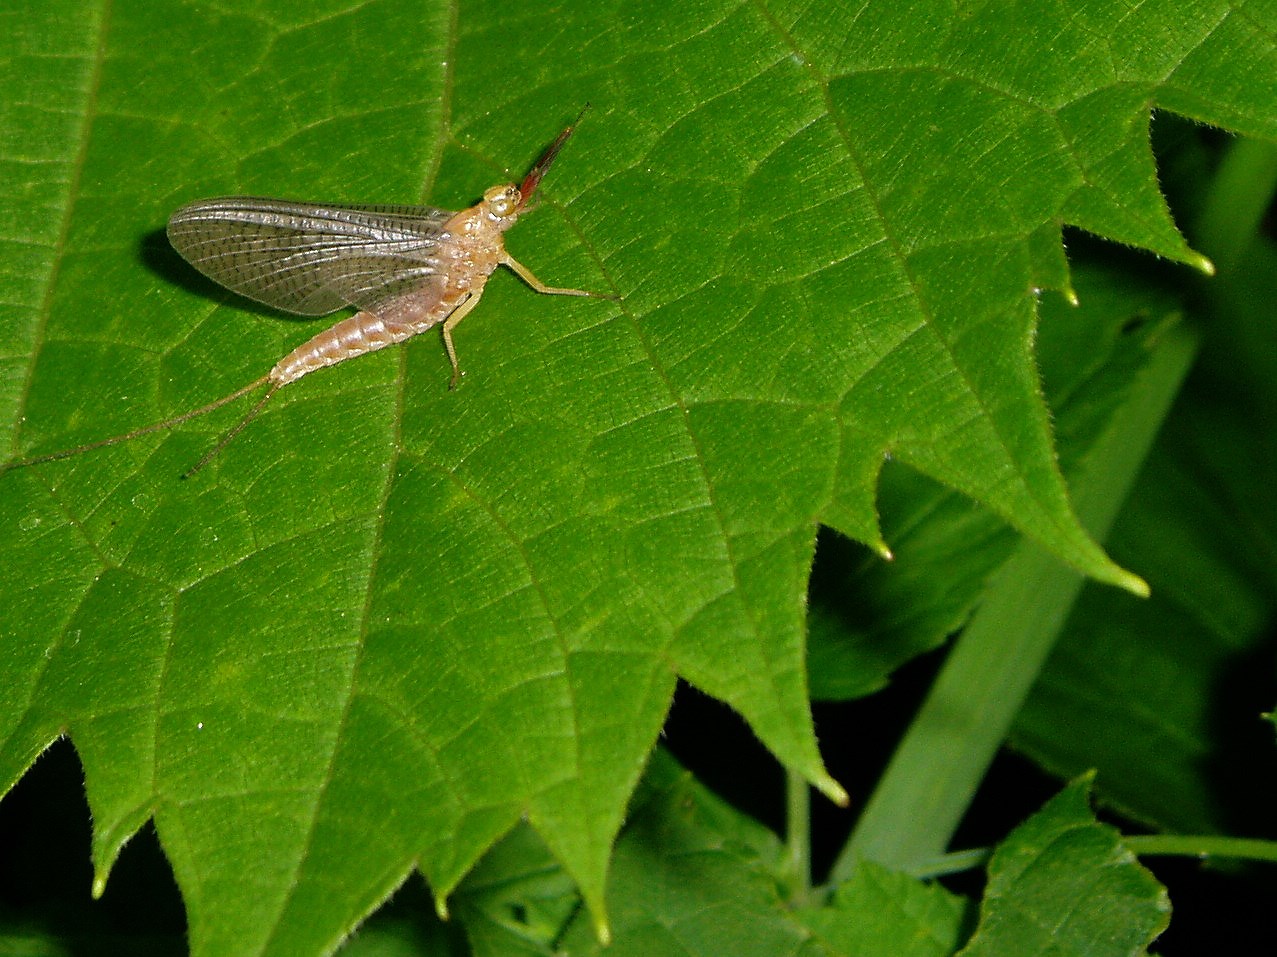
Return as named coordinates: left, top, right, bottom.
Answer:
left=785, top=767, right=812, bottom=903
left=867, top=833, right=1277, bottom=885
left=1194, top=138, right=1277, bottom=274
left=1126, top=834, right=1277, bottom=864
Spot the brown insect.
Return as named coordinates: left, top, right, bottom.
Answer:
left=6, top=109, right=614, bottom=477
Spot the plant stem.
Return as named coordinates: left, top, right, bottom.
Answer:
left=1194, top=138, right=1277, bottom=274
left=784, top=767, right=812, bottom=903
left=1127, top=834, right=1277, bottom=864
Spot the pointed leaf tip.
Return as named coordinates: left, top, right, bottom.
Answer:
left=593, top=911, right=612, bottom=946
left=1110, top=566, right=1150, bottom=598
left=816, top=773, right=850, bottom=807
left=1084, top=552, right=1149, bottom=596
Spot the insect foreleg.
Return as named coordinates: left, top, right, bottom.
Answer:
left=440, top=292, right=484, bottom=390
left=500, top=254, right=617, bottom=300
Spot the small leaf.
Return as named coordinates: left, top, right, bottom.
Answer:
left=800, top=862, right=970, bottom=957
left=554, top=750, right=821, bottom=956
left=958, top=777, right=1170, bottom=957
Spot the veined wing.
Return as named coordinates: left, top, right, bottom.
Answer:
left=167, top=198, right=456, bottom=316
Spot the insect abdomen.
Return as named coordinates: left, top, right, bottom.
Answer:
left=270, top=286, right=455, bottom=386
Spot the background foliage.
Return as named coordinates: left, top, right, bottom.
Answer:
left=2, top=1, right=1275, bottom=954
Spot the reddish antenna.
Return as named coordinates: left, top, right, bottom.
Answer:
left=519, top=104, right=591, bottom=207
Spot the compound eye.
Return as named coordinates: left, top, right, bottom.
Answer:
left=484, top=185, right=519, bottom=218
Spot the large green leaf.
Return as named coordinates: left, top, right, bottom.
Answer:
left=3, top=1, right=1275, bottom=953
left=1011, top=135, right=1277, bottom=834
left=806, top=259, right=1187, bottom=703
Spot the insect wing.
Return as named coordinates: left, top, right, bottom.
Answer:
left=167, top=198, right=455, bottom=316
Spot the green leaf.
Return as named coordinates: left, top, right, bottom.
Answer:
left=450, top=748, right=821, bottom=955
left=3, top=1, right=1275, bottom=954
left=807, top=260, right=1189, bottom=702
left=834, top=266, right=1197, bottom=875
left=452, top=824, right=583, bottom=957
left=799, top=862, right=970, bottom=957
left=1011, top=136, right=1277, bottom=834
left=956, top=777, right=1170, bottom=957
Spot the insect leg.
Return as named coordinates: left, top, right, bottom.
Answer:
left=440, top=292, right=484, bottom=390
left=500, top=254, right=618, bottom=300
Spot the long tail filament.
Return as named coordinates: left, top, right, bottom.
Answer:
left=3, top=375, right=273, bottom=476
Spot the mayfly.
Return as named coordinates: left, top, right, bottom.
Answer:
left=6, top=108, right=614, bottom=477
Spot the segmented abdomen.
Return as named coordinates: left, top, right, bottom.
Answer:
left=269, top=284, right=463, bottom=386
